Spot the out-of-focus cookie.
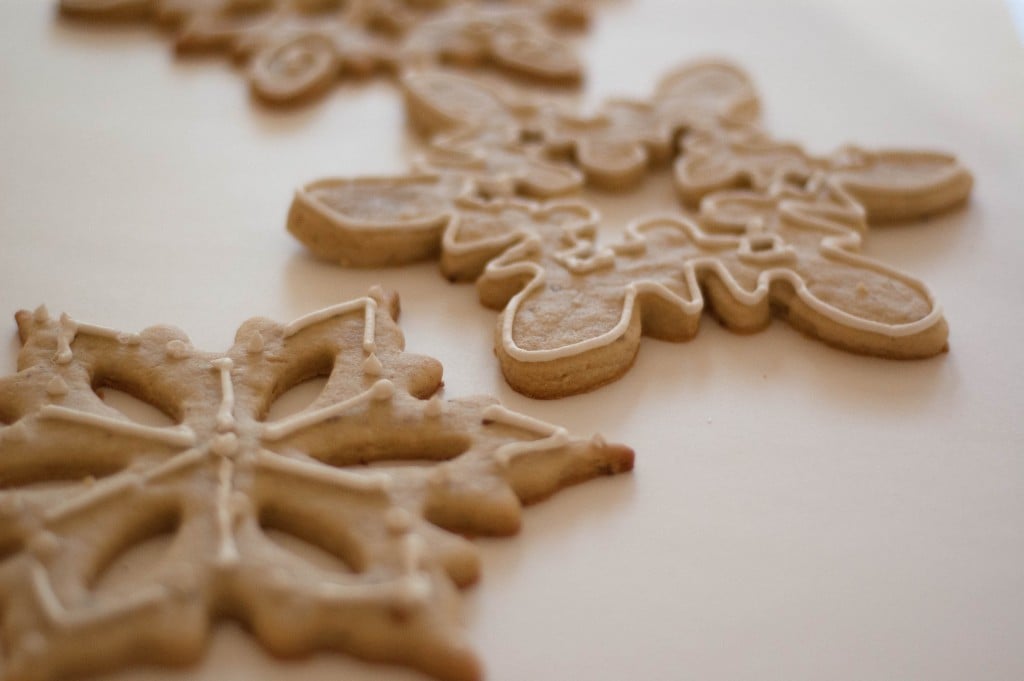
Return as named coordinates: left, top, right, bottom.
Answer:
left=0, top=289, right=633, bottom=679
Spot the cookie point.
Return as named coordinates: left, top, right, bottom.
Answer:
left=33, top=305, right=49, bottom=323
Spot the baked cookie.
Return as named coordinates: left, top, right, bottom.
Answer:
left=0, top=289, right=633, bottom=679
left=58, top=0, right=590, bottom=105
left=288, top=60, right=972, bottom=398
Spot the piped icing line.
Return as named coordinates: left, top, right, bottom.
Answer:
left=260, top=379, right=394, bottom=442
left=38, top=405, right=196, bottom=448
left=212, top=358, right=235, bottom=432
left=44, top=451, right=205, bottom=523
left=43, top=475, right=139, bottom=524
left=29, top=561, right=165, bottom=629
left=214, top=458, right=240, bottom=567
left=252, top=450, right=391, bottom=495
left=282, top=297, right=377, bottom=353
left=74, top=321, right=142, bottom=345
left=696, top=196, right=945, bottom=335
left=496, top=210, right=944, bottom=364
left=481, top=404, right=570, bottom=465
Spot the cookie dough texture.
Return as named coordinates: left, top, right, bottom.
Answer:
left=287, top=61, right=972, bottom=398
left=0, top=289, right=633, bottom=680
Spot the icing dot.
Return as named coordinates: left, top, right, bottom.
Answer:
left=33, top=305, right=49, bottom=323
left=424, top=396, right=443, bottom=418
left=247, top=332, right=265, bottom=355
left=45, top=376, right=69, bottom=398
left=362, top=352, right=383, bottom=377
left=53, top=349, right=73, bottom=365
left=590, top=433, right=607, bottom=449
left=371, top=379, right=395, bottom=402
left=28, top=531, right=61, bottom=561
left=368, top=284, right=385, bottom=301
left=211, top=433, right=240, bottom=458
left=386, top=508, right=414, bottom=535
left=166, top=340, right=190, bottom=360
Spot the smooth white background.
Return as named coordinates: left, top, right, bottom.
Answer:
left=1, top=1, right=1023, bottom=679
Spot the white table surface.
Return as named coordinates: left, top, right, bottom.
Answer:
left=2, top=1, right=1023, bottom=679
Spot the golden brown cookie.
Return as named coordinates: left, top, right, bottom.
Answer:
left=0, top=289, right=633, bottom=679
left=287, top=59, right=972, bottom=398
left=58, top=0, right=589, bottom=105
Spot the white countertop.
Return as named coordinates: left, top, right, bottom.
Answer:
left=1, top=1, right=1023, bottom=679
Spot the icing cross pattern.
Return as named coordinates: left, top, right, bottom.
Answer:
left=58, top=0, right=590, bottom=105
left=0, top=289, right=632, bottom=681
left=288, top=60, right=974, bottom=398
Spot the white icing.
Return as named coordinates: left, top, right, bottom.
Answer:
left=211, top=433, right=239, bottom=458
left=214, top=458, right=240, bottom=567
left=496, top=206, right=944, bottom=365
left=282, top=297, right=377, bottom=353
left=260, top=380, right=393, bottom=441
left=371, top=379, right=394, bottom=401
left=42, top=474, right=137, bottom=525
left=143, top=450, right=206, bottom=484
left=38, top=405, right=196, bottom=448
left=482, top=404, right=570, bottom=465
left=362, top=352, right=383, bottom=376
left=212, top=358, right=235, bottom=432
left=253, top=451, right=391, bottom=495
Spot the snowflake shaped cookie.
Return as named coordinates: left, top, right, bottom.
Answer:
left=287, top=60, right=972, bottom=398
left=0, top=289, right=633, bottom=679
left=58, top=0, right=589, bottom=105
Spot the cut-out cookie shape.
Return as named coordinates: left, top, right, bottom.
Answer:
left=675, top=128, right=974, bottom=221
left=288, top=166, right=967, bottom=398
left=288, top=58, right=973, bottom=397
left=0, top=289, right=633, bottom=679
left=482, top=175, right=951, bottom=397
left=58, top=0, right=589, bottom=105
left=400, top=61, right=762, bottom=193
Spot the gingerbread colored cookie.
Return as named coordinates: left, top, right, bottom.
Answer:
left=0, top=289, right=633, bottom=679
left=58, top=0, right=589, bottom=106
left=287, top=59, right=972, bottom=398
